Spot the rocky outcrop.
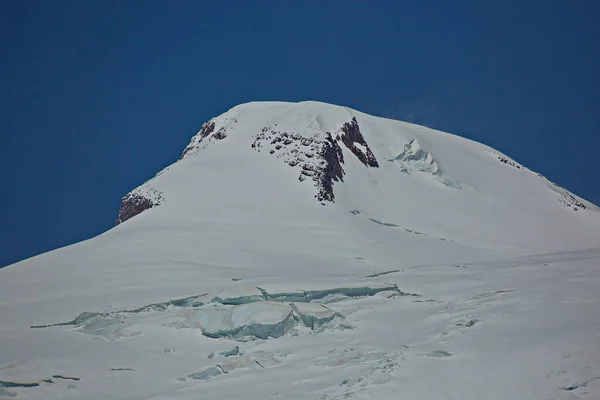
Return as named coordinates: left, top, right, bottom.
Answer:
left=339, top=117, right=379, bottom=167
left=199, top=120, right=216, bottom=138
left=251, top=128, right=347, bottom=203
left=498, top=155, right=522, bottom=169
left=213, top=128, right=227, bottom=140
left=180, top=120, right=217, bottom=159
left=316, top=133, right=345, bottom=202
left=115, top=191, right=163, bottom=226
left=250, top=118, right=380, bottom=203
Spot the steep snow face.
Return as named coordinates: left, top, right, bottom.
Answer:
left=2, top=101, right=600, bottom=400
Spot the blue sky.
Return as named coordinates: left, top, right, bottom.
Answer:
left=1, top=1, right=599, bottom=267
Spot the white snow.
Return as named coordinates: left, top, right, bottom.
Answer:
left=1, top=101, right=599, bottom=399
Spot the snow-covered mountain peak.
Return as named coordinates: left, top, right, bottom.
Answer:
left=115, top=101, right=598, bottom=253
left=3, top=101, right=600, bottom=400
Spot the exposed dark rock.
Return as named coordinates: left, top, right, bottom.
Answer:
left=180, top=120, right=216, bottom=159
left=339, top=117, right=379, bottom=168
left=465, top=319, right=477, bottom=327
left=251, top=129, right=346, bottom=202
left=498, top=156, right=521, bottom=169
left=115, top=193, right=156, bottom=226
left=316, top=133, right=345, bottom=202
left=213, top=128, right=227, bottom=140
left=179, top=146, right=194, bottom=160
left=199, top=120, right=216, bottom=138
left=251, top=125, right=358, bottom=202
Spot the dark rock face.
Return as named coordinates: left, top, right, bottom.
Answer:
left=180, top=120, right=216, bottom=159
left=251, top=128, right=347, bottom=203
left=115, top=193, right=156, bottom=226
left=498, top=155, right=521, bottom=169
left=250, top=118, right=380, bottom=203
left=317, top=133, right=345, bottom=202
left=199, top=120, right=216, bottom=138
left=180, top=145, right=194, bottom=160
left=339, top=117, right=379, bottom=168
left=213, top=128, right=227, bottom=140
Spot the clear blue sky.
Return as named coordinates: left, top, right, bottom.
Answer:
left=1, top=1, right=599, bottom=267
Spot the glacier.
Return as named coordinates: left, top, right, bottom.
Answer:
left=1, top=101, right=600, bottom=399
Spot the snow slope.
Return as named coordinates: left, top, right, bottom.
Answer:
left=1, top=101, right=599, bottom=400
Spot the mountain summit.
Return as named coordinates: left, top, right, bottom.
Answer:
left=1, top=101, right=599, bottom=400
left=116, top=101, right=597, bottom=252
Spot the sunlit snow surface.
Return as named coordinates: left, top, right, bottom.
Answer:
left=1, top=101, right=600, bottom=399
